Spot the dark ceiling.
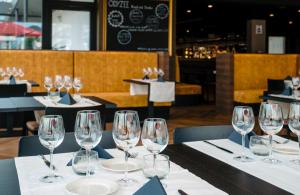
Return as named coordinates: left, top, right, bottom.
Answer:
left=176, top=0, right=300, bottom=42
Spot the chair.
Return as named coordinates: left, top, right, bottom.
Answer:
left=173, top=125, right=233, bottom=144
left=267, top=79, right=284, bottom=94
left=0, top=84, right=27, bottom=97
left=18, top=131, right=116, bottom=157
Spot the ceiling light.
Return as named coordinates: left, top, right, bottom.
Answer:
left=298, top=9, right=300, bottom=13
left=186, top=10, right=191, bottom=13
left=186, top=29, right=190, bottom=33
left=208, top=4, right=213, bottom=8
left=289, top=21, right=293, bottom=25
left=269, top=13, right=274, bottom=17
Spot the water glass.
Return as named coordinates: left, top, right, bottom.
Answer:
left=259, top=102, right=283, bottom=164
left=72, top=149, right=98, bottom=175
left=249, top=136, right=269, bottom=156
left=75, top=110, right=102, bottom=176
left=44, top=76, right=53, bottom=97
left=54, top=75, right=64, bottom=94
left=64, top=75, right=73, bottom=93
left=112, top=110, right=141, bottom=186
left=232, top=106, right=255, bottom=162
left=143, top=154, right=170, bottom=179
left=288, top=102, right=300, bottom=165
left=38, top=115, right=65, bottom=183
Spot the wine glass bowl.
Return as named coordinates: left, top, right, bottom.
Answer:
left=259, top=102, right=284, bottom=164
left=74, top=110, right=102, bottom=176
left=232, top=106, right=255, bottom=162
left=141, top=118, right=169, bottom=154
left=64, top=75, right=73, bottom=93
left=44, top=76, right=53, bottom=97
left=288, top=102, right=300, bottom=165
left=112, top=110, right=141, bottom=186
left=38, top=115, right=65, bottom=183
left=54, top=75, right=64, bottom=94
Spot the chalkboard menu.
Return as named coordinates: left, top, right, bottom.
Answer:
left=106, top=0, right=169, bottom=51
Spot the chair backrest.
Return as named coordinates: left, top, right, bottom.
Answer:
left=0, top=84, right=27, bottom=97
left=173, top=125, right=233, bottom=144
left=18, top=131, right=115, bottom=157
left=45, top=105, right=104, bottom=132
left=267, top=79, right=284, bottom=94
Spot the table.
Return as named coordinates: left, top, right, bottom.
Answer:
left=124, top=79, right=175, bottom=117
left=0, top=96, right=116, bottom=136
left=0, top=144, right=291, bottom=195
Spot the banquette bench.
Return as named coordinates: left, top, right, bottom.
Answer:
left=216, top=53, right=300, bottom=114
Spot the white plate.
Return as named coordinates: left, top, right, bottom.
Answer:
left=65, top=177, right=119, bottom=195
left=273, top=144, right=299, bottom=155
left=100, top=158, right=143, bottom=172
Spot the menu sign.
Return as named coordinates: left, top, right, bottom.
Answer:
left=106, top=0, right=169, bottom=51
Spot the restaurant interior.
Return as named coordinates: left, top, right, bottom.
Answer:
left=0, top=0, right=300, bottom=194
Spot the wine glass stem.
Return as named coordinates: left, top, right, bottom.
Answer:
left=242, top=134, right=246, bottom=159
left=153, top=153, right=157, bottom=171
left=124, top=150, right=129, bottom=181
left=47, top=89, right=50, bottom=97
left=49, top=148, right=54, bottom=178
left=86, top=149, right=91, bottom=176
left=269, top=135, right=273, bottom=159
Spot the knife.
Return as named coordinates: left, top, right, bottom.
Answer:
left=178, top=189, right=188, bottom=195
left=40, top=155, right=56, bottom=170
left=203, top=140, right=233, bottom=154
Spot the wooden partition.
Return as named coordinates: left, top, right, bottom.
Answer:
left=216, top=54, right=300, bottom=114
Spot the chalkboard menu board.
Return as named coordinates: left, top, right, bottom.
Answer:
left=106, top=0, right=169, bottom=51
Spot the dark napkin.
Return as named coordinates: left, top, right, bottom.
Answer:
left=282, top=87, right=292, bottom=96
left=157, top=75, right=165, bottom=82
left=228, top=131, right=256, bottom=148
left=133, top=176, right=167, bottom=195
left=9, top=75, right=16, bottom=84
left=58, top=93, right=76, bottom=105
left=67, top=145, right=113, bottom=166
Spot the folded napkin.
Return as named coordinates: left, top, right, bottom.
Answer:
left=67, top=146, right=113, bottom=166
left=228, top=131, right=256, bottom=148
left=9, top=75, right=16, bottom=84
left=282, top=87, right=292, bottom=96
left=157, top=75, right=165, bottom=82
left=58, top=93, right=76, bottom=105
left=133, top=176, right=167, bottom=195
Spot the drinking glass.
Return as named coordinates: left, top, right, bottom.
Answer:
left=143, top=154, right=170, bottom=179
left=72, top=149, right=98, bottom=175
left=38, top=115, right=65, bottom=183
left=64, top=75, right=73, bottom=93
left=6, top=67, right=12, bottom=77
left=44, top=76, right=53, bottom=97
left=18, top=68, right=24, bottom=79
left=288, top=102, right=300, bottom=165
left=232, top=106, right=255, bottom=162
left=292, top=77, right=300, bottom=96
left=12, top=67, right=18, bottom=77
left=249, top=136, right=269, bottom=156
left=259, top=102, right=284, bottom=164
left=74, top=110, right=102, bottom=176
left=54, top=75, right=64, bottom=94
left=0, top=68, right=4, bottom=79
left=141, top=118, right=169, bottom=177
left=112, top=110, right=141, bottom=186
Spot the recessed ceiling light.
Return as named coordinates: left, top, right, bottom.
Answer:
left=298, top=9, right=300, bottom=13
left=186, top=29, right=190, bottom=33
left=208, top=4, right=213, bottom=8
left=289, top=21, right=293, bottom=24
left=186, top=9, right=191, bottom=13
left=269, top=13, right=274, bottom=17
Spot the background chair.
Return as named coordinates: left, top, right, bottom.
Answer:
left=18, top=131, right=115, bottom=157
left=173, top=125, right=233, bottom=144
left=0, top=84, right=27, bottom=97
left=267, top=79, right=285, bottom=94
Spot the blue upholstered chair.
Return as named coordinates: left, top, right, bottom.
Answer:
left=18, top=131, right=115, bottom=157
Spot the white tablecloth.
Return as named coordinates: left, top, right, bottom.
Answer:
left=130, top=79, right=175, bottom=102
left=14, top=146, right=227, bottom=195
left=184, top=137, right=300, bottom=195
left=0, top=80, right=32, bottom=92
left=34, top=96, right=101, bottom=108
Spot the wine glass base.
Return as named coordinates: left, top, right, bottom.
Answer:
left=233, top=155, right=254, bottom=162
left=117, top=178, right=139, bottom=187
left=291, top=159, right=300, bottom=165
left=40, top=174, right=63, bottom=183
left=262, top=158, right=281, bottom=164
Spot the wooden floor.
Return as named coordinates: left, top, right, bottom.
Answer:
left=0, top=105, right=232, bottom=159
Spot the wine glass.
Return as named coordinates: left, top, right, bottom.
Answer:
left=12, top=67, right=18, bottom=77
left=44, top=76, right=53, bottom=97
left=232, top=106, right=255, bottom=162
left=64, top=75, right=73, bottom=93
left=259, top=102, right=284, bottom=164
left=0, top=68, right=4, bottom=79
left=38, top=115, right=65, bottom=183
left=288, top=102, right=300, bottom=165
left=292, top=77, right=300, bottom=97
left=18, top=68, right=24, bottom=79
left=141, top=118, right=169, bottom=176
left=54, top=75, right=64, bottom=95
left=74, top=110, right=102, bottom=176
left=112, top=110, right=141, bottom=186
left=6, top=67, right=12, bottom=77
left=73, top=77, right=83, bottom=94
